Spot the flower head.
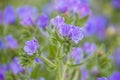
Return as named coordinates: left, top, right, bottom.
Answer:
left=36, top=14, right=49, bottom=28
left=109, top=71, right=120, bottom=80
left=71, top=47, right=83, bottom=64
left=55, top=0, right=68, bottom=13
left=51, top=16, right=65, bottom=28
left=81, top=67, right=89, bottom=80
left=5, top=35, right=18, bottom=49
left=85, top=16, right=107, bottom=39
left=70, top=26, right=84, bottom=43
left=4, top=6, right=16, bottom=25
left=10, top=57, right=24, bottom=74
left=111, top=0, right=120, bottom=9
left=59, top=24, right=71, bottom=37
left=83, top=42, right=96, bottom=55
left=24, top=39, right=39, bottom=56
left=17, top=5, right=38, bottom=26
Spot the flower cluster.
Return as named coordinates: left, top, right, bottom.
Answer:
left=52, top=16, right=84, bottom=43
left=0, top=0, right=120, bottom=80
left=55, top=0, right=91, bottom=17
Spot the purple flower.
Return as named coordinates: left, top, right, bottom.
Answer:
left=71, top=47, right=83, bottom=64
left=55, top=0, right=68, bottom=13
left=113, top=47, right=120, bottom=67
left=109, top=71, right=120, bottom=80
left=83, top=42, right=96, bottom=55
left=97, top=77, right=108, bottom=80
left=10, top=57, right=24, bottom=74
left=36, top=14, right=49, bottom=28
left=59, top=24, right=71, bottom=37
left=42, top=3, right=54, bottom=15
left=85, top=16, right=107, bottom=39
left=5, top=35, right=18, bottom=49
left=111, top=0, right=120, bottom=9
left=35, top=57, right=43, bottom=63
left=51, top=16, right=65, bottom=28
left=81, top=67, right=89, bottom=80
left=24, top=39, right=39, bottom=56
left=17, top=5, right=38, bottom=26
left=0, top=10, right=2, bottom=25
left=70, top=26, right=84, bottom=43
left=79, top=4, right=91, bottom=18
left=3, top=6, right=16, bottom=25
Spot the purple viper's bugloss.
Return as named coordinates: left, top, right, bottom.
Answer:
left=111, top=0, right=120, bottom=9
left=85, top=16, right=107, bottom=39
left=4, top=6, right=16, bottom=25
left=79, top=4, right=91, bottom=18
left=9, top=57, right=24, bottom=74
left=97, top=77, right=108, bottom=80
left=5, top=35, right=18, bottom=49
left=70, top=26, right=84, bottom=44
left=24, top=39, right=39, bottom=56
left=17, top=5, right=38, bottom=26
left=51, top=16, right=65, bottom=28
left=36, top=14, right=49, bottom=28
left=81, top=67, right=89, bottom=80
left=59, top=24, right=71, bottom=37
left=55, top=0, right=68, bottom=13
left=109, top=71, right=120, bottom=80
left=83, top=42, right=96, bottom=55
left=71, top=47, right=83, bottom=64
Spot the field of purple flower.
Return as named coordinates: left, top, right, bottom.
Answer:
left=0, top=0, right=120, bottom=80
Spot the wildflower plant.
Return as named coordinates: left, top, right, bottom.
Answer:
left=0, top=0, right=120, bottom=80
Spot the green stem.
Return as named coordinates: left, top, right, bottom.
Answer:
left=61, top=64, right=67, bottom=80
left=68, top=56, right=92, bottom=69
left=40, top=55, right=56, bottom=68
left=57, top=60, right=61, bottom=80
left=3, top=26, right=7, bottom=36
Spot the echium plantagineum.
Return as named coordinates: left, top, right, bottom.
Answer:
left=9, top=57, right=25, bottom=74
left=51, top=15, right=84, bottom=44
left=24, top=38, right=39, bottom=56
left=5, top=35, right=18, bottom=49
left=83, top=42, right=97, bottom=55
left=55, top=0, right=91, bottom=18
left=3, top=6, right=16, bottom=25
left=36, top=14, right=49, bottom=29
left=85, top=16, right=108, bottom=39
left=71, top=47, right=84, bottom=64
left=111, top=0, right=120, bottom=9
left=17, top=5, right=38, bottom=26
